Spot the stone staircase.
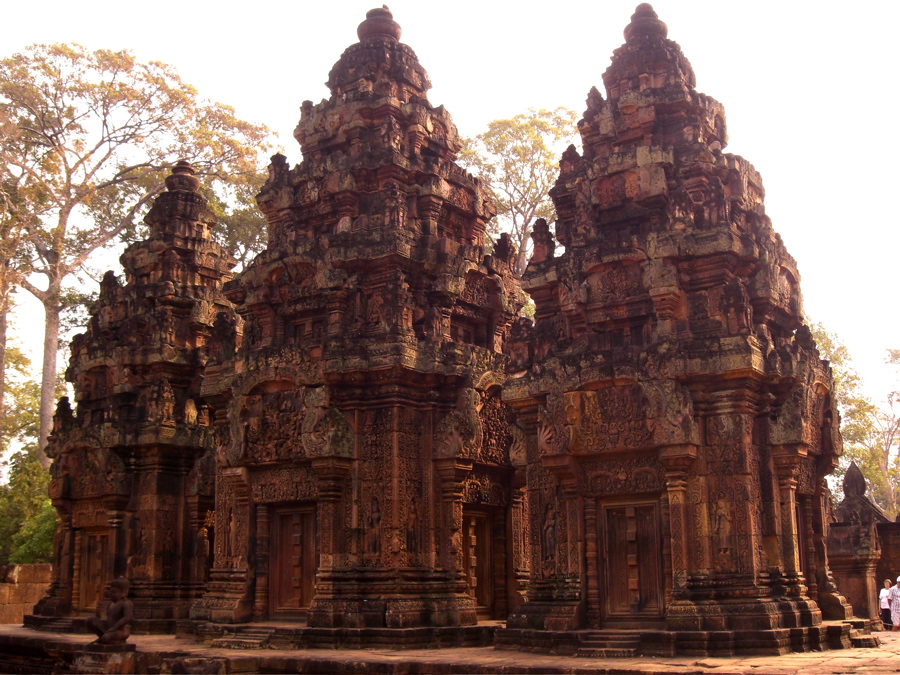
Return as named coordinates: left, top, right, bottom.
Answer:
left=209, top=626, right=277, bottom=650
left=575, top=630, right=641, bottom=657
left=24, top=616, right=77, bottom=633
left=846, top=619, right=880, bottom=648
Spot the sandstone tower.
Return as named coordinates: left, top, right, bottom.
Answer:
left=35, top=162, right=234, bottom=630
left=191, top=7, right=526, bottom=630
left=500, top=4, right=849, bottom=654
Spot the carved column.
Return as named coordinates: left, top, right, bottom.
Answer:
left=107, top=506, right=127, bottom=581
left=191, top=466, right=254, bottom=623
left=662, top=445, right=697, bottom=598
left=434, top=458, right=473, bottom=577
left=253, top=506, right=269, bottom=620
left=771, top=445, right=806, bottom=594
left=72, top=529, right=84, bottom=610
left=312, top=457, right=354, bottom=571
left=326, top=288, right=349, bottom=337
left=509, top=486, right=529, bottom=611
left=583, top=499, right=600, bottom=626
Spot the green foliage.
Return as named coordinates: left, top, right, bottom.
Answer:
left=460, top=107, right=578, bottom=275
left=0, top=450, right=54, bottom=564
left=810, top=321, right=900, bottom=517
left=9, top=500, right=56, bottom=564
left=1, top=339, right=40, bottom=456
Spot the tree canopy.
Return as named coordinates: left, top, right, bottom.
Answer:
left=810, top=321, right=900, bottom=516
left=460, top=107, right=578, bottom=275
left=0, top=44, right=273, bottom=465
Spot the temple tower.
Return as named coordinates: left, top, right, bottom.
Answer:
left=33, top=162, right=234, bottom=630
left=501, top=4, right=849, bottom=654
left=192, top=7, right=525, bottom=631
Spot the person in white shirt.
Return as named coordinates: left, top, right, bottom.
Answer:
left=888, top=577, right=900, bottom=632
left=880, top=578, right=893, bottom=629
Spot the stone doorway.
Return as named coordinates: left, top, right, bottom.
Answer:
left=78, top=530, right=109, bottom=612
left=462, top=506, right=507, bottom=620
left=269, top=504, right=318, bottom=618
left=598, top=500, right=664, bottom=626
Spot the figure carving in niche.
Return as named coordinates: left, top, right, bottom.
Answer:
left=184, top=399, right=198, bottom=425
left=690, top=292, right=710, bottom=320
left=563, top=393, right=583, bottom=450
left=367, top=290, right=385, bottom=328
left=383, top=116, right=403, bottom=151
left=195, top=524, right=210, bottom=582
left=223, top=502, right=234, bottom=559
left=366, top=497, right=382, bottom=556
left=723, top=277, right=751, bottom=334
left=530, top=218, right=556, bottom=263
left=573, top=178, right=591, bottom=233
left=243, top=314, right=261, bottom=346
left=541, top=503, right=557, bottom=578
left=425, top=303, right=443, bottom=340
left=714, top=501, right=733, bottom=560
left=406, top=498, right=419, bottom=557
left=384, top=183, right=406, bottom=229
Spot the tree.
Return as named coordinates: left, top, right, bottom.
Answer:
left=0, top=450, right=55, bottom=564
left=0, top=333, right=58, bottom=565
left=810, top=321, right=900, bottom=517
left=460, top=107, right=578, bottom=275
left=0, top=44, right=273, bottom=467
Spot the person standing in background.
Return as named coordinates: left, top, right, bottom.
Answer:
left=880, top=578, right=893, bottom=630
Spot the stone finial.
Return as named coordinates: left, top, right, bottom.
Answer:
left=843, top=462, right=867, bottom=499
left=164, top=161, right=201, bottom=193
left=357, top=6, right=401, bottom=43
left=624, top=3, right=668, bottom=42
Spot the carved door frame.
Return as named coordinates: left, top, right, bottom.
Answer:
left=597, top=498, right=665, bottom=627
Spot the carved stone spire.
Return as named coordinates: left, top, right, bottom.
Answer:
left=623, top=3, right=668, bottom=42
left=142, top=160, right=219, bottom=242
left=357, top=5, right=401, bottom=42
left=603, top=2, right=696, bottom=96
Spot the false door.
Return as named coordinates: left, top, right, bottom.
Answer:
left=269, top=504, right=317, bottom=617
left=462, top=506, right=508, bottom=619
left=78, top=530, right=110, bottom=611
left=599, top=501, right=664, bottom=624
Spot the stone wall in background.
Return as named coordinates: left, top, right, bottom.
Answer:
left=0, top=565, right=51, bottom=624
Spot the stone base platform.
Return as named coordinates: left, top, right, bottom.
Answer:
left=0, top=624, right=895, bottom=675
left=496, top=620, right=878, bottom=657
left=188, top=619, right=499, bottom=650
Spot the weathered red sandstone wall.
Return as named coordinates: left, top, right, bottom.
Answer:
left=0, top=565, right=51, bottom=624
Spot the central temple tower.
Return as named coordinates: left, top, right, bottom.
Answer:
left=192, top=7, right=526, bottom=630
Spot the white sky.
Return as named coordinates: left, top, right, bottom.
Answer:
left=3, top=0, right=900, bottom=403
